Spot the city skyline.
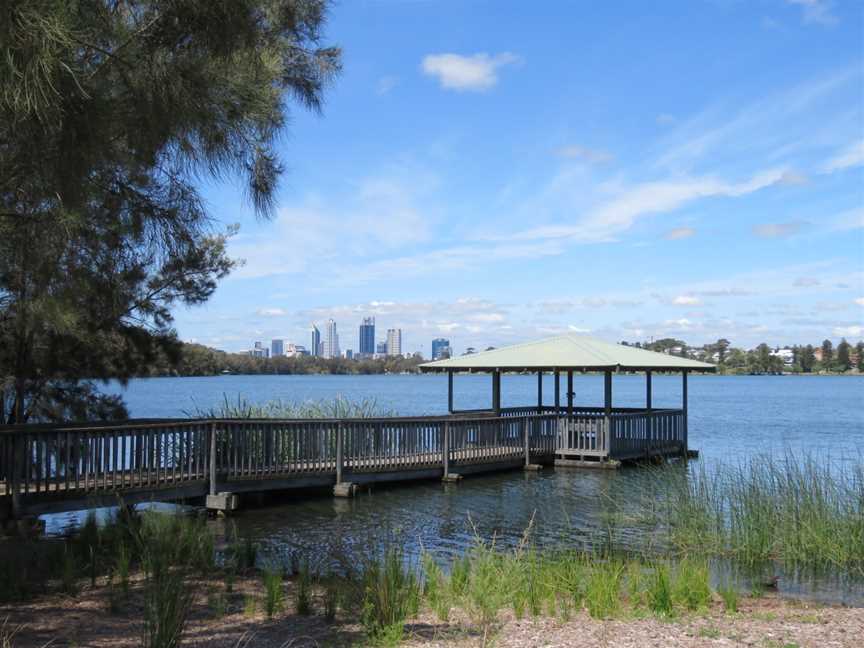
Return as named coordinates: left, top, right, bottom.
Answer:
left=175, top=2, right=863, bottom=353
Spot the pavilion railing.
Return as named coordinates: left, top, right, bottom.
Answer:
left=0, top=408, right=685, bottom=515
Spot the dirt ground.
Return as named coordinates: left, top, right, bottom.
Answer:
left=1, top=574, right=861, bottom=648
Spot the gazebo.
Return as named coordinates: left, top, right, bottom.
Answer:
left=420, top=334, right=716, bottom=466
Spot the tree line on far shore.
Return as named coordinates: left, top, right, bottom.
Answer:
left=139, top=343, right=426, bottom=377
left=624, top=337, right=864, bottom=374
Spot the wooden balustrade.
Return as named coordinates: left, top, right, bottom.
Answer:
left=0, top=406, right=686, bottom=517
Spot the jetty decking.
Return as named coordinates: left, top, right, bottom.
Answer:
left=0, top=406, right=686, bottom=518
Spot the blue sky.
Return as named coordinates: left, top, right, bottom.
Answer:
left=178, top=0, right=864, bottom=356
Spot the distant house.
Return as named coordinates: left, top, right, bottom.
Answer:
left=770, top=348, right=794, bottom=365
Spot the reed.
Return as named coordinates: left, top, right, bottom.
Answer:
left=190, top=394, right=397, bottom=420
left=261, top=569, right=284, bottom=619
left=644, top=453, right=864, bottom=570
left=584, top=560, right=623, bottom=619
left=359, top=548, right=420, bottom=643
left=647, top=563, right=674, bottom=617
left=294, top=561, right=312, bottom=616
left=718, top=582, right=739, bottom=613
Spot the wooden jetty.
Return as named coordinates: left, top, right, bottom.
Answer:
left=0, top=335, right=714, bottom=520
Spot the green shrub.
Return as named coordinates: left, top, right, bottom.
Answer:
left=294, top=561, right=312, bottom=616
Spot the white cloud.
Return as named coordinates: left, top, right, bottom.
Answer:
left=376, top=75, right=398, bottom=95
left=821, top=140, right=864, bottom=173
left=672, top=295, right=702, bottom=306
left=256, top=308, right=287, bottom=317
left=665, top=227, right=696, bottom=240
left=421, top=52, right=520, bottom=92
left=752, top=221, right=804, bottom=238
left=833, top=325, right=863, bottom=337
left=656, top=113, right=676, bottom=126
left=855, top=297, right=864, bottom=306
left=498, top=168, right=789, bottom=244
left=786, top=0, right=838, bottom=25
left=555, top=145, right=614, bottom=164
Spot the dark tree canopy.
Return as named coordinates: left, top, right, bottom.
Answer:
left=0, top=0, right=340, bottom=423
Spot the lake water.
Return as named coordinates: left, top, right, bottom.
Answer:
left=55, top=374, right=864, bottom=602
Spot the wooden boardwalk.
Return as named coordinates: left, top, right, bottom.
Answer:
left=0, top=407, right=685, bottom=518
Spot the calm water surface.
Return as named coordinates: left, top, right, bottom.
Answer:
left=52, top=374, right=864, bottom=602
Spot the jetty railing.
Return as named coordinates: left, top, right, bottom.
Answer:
left=0, top=406, right=684, bottom=517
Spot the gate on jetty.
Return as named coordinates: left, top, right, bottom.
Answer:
left=0, top=334, right=712, bottom=520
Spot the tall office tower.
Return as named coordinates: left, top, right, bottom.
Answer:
left=431, top=338, right=451, bottom=360
left=376, top=341, right=387, bottom=355
left=271, top=339, right=284, bottom=357
left=386, top=328, right=402, bottom=356
left=359, top=317, right=375, bottom=355
left=325, top=318, right=340, bottom=358
left=310, top=324, right=321, bottom=357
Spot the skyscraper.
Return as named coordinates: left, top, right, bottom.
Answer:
left=325, top=318, right=340, bottom=359
left=431, top=338, right=451, bottom=360
left=310, top=325, right=321, bottom=357
left=386, top=328, right=402, bottom=356
left=359, top=317, right=375, bottom=356
left=271, top=339, right=284, bottom=357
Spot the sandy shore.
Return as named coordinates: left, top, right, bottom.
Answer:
left=1, top=574, right=861, bottom=648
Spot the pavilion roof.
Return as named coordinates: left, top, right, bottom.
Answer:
left=419, top=334, right=716, bottom=373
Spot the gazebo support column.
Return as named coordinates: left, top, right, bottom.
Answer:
left=567, top=371, right=574, bottom=416
left=682, top=370, right=689, bottom=455
left=537, top=371, right=543, bottom=413
left=447, top=371, right=453, bottom=413
left=492, top=370, right=501, bottom=414
left=646, top=370, right=653, bottom=442
left=604, top=370, right=613, bottom=456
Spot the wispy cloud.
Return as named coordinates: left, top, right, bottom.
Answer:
left=497, top=168, right=789, bottom=244
left=672, top=295, right=702, bottom=306
left=821, top=140, right=864, bottom=173
left=831, top=207, right=864, bottom=231
left=752, top=221, right=804, bottom=238
left=665, top=226, right=696, bottom=240
left=376, top=75, right=398, bottom=95
left=786, top=0, right=838, bottom=26
left=421, top=52, right=520, bottom=91
left=256, top=308, right=287, bottom=317
left=555, top=145, right=614, bottom=164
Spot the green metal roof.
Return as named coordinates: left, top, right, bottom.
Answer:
left=419, top=334, right=716, bottom=373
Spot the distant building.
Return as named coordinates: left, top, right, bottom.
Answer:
left=771, top=348, right=794, bottom=365
left=284, top=343, right=308, bottom=357
left=325, top=318, right=340, bottom=359
left=376, top=341, right=388, bottom=355
left=386, top=329, right=402, bottom=356
left=344, top=349, right=353, bottom=360
left=310, top=325, right=321, bottom=357
left=248, top=341, right=269, bottom=359
left=318, top=341, right=325, bottom=357
left=431, top=338, right=451, bottom=360
left=359, top=317, right=375, bottom=356
left=271, top=339, right=284, bottom=357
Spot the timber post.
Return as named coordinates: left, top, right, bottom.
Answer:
left=604, top=370, right=613, bottom=457
left=447, top=371, right=454, bottom=413
left=335, top=422, right=344, bottom=484
left=682, top=370, right=689, bottom=456
left=442, top=421, right=449, bottom=475
left=209, top=422, right=217, bottom=496
left=646, top=370, right=653, bottom=443
left=567, top=370, right=574, bottom=416
left=537, top=371, right=543, bottom=414
left=523, top=416, right=531, bottom=466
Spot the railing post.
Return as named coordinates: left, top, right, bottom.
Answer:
left=209, top=422, right=217, bottom=497
left=442, top=421, right=450, bottom=476
left=10, top=434, right=22, bottom=519
left=523, top=416, right=530, bottom=466
left=336, top=422, right=344, bottom=484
